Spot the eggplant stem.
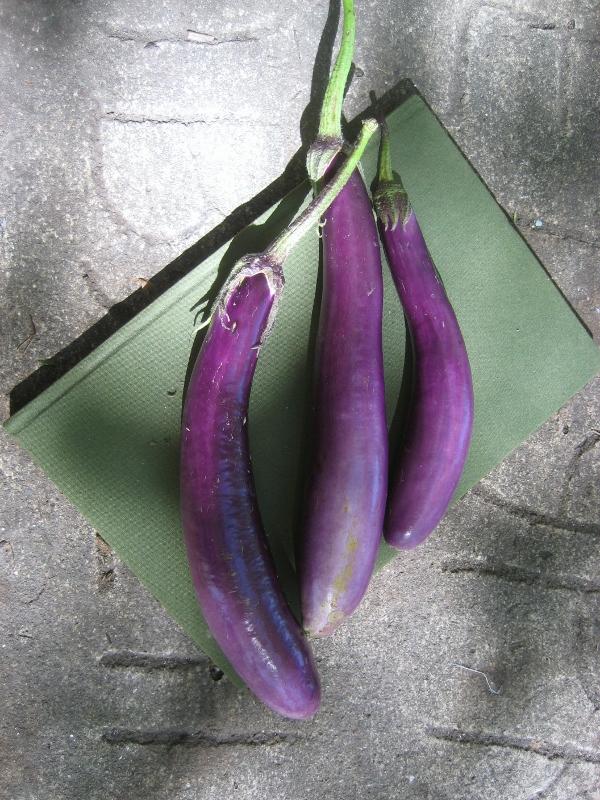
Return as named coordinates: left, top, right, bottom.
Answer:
left=267, top=118, right=377, bottom=264
left=376, top=120, right=395, bottom=184
left=318, top=0, right=355, bottom=142
left=306, top=0, right=355, bottom=181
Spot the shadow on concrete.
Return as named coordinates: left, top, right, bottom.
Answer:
left=8, top=74, right=415, bottom=416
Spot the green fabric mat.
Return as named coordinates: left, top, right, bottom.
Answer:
left=5, top=96, right=599, bottom=680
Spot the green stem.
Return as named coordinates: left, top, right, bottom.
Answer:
left=318, top=0, right=355, bottom=142
left=268, top=118, right=377, bottom=264
left=306, top=0, right=356, bottom=182
left=376, top=120, right=395, bottom=184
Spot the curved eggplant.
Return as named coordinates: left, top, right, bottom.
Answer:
left=373, top=124, right=474, bottom=550
left=181, top=259, right=320, bottom=719
left=181, top=120, right=378, bottom=716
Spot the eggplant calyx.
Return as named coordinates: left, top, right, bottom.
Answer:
left=306, top=135, right=344, bottom=183
left=372, top=118, right=412, bottom=230
left=372, top=180, right=412, bottom=231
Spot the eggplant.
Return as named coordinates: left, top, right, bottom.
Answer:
left=372, top=123, right=474, bottom=549
left=300, top=0, right=387, bottom=637
left=180, top=120, right=377, bottom=718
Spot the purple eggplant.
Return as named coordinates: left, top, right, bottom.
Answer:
left=180, top=120, right=377, bottom=718
left=300, top=0, right=387, bottom=637
left=372, top=123, right=474, bottom=550
left=300, top=165, right=387, bottom=636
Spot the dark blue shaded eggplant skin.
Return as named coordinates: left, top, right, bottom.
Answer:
left=180, top=258, right=320, bottom=719
left=378, top=209, right=474, bottom=549
left=300, top=167, right=388, bottom=637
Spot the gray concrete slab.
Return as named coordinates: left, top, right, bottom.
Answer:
left=1, top=1, right=599, bottom=798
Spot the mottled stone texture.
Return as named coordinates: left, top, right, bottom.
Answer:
left=1, top=1, right=599, bottom=798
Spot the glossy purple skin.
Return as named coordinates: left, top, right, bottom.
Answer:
left=300, top=168, right=388, bottom=637
left=180, top=259, right=320, bottom=719
left=380, top=211, right=474, bottom=549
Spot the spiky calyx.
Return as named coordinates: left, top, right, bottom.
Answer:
left=372, top=180, right=412, bottom=231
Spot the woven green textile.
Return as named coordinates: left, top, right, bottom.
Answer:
left=5, top=97, right=599, bottom=678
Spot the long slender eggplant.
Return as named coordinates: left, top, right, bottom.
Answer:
left=372, top=123, right=474, bottom=550
left=181, top=120, right=378, bottom=718
left=301, top=0, right=388, bottom=637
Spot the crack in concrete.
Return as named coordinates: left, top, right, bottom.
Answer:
left=101, top=111, right=282, bottom=129
left=292, top=27, right=301, bottom=63
left=446, top=0, right=478, bottom=120
left=475, top=1, right=575, bottom=32
left=103, top=112, right=210, bottom=126
left=519, top=219, right=600, bottom=250
left=442, top=557, right=600, bottom=594
left=528, top=22, right=558, bottom=31
left=185, top=29, right=261, bottom=45
left=471, top=484, right=600, bottom=537
left=526, top=764, right=569, bottom=800
left=22, top=581, right=47, bottom=605
left=16, top=313, right=37, bottom=354
left=82, top=271, right=114, bottom=312
left=106, top=29, right=265, bottom=46
left=100, top=650, right=207, bottom=670
left=102, top=728, right=298, bottom=747
left=566, top=432, right=600, bottom=486
left=575, top=617, right=600, bottom=712
left=557, top=431, right=600, bottom=520
left=89, top=101, right=191, bottom=249
left=428, top=725, right=600, bottom=764
left=0, top=539, right=14, bottom=562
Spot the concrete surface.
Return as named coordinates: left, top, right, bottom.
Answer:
left=1, top=1, right=599, bottom=798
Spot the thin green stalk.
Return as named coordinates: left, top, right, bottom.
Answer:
left=318, top=0, right=355, bottom=142
left=306, top=0, right=356, bottom=182
left=268, top=118, right=377, bottom=264
left=376, top=120, right=395, bottom=184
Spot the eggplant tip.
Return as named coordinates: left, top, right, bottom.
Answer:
left=384, top=526, right=428, bottom=550
left=266, top=680, right=321, bottom=720
left=303, top=608, right=346, bottom=639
